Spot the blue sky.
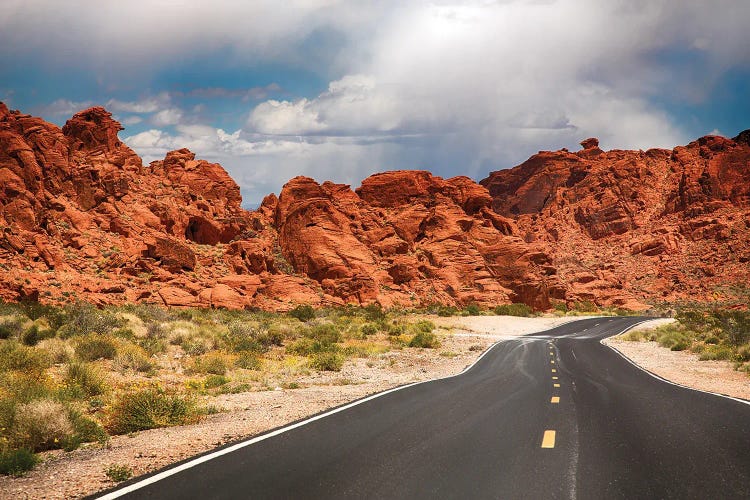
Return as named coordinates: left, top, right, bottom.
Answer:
left=1, top=1, right=749, bottom=207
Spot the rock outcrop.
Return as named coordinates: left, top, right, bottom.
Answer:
left=0, top=104, right=557, bottom=309
left=480, top=134, right=750, bottom=308
left=1, top=102, right=747, bottom=310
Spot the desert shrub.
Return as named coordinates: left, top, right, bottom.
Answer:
left=222, top=322, right=269, bottom=354
left=204, top=374, right=230, bottom=388
left=65, top=362, right=108, bottom=397
left=180, top=334, right=213, bottom=356
left=286, top=337, right=338, bottom=356
left=107, top=387, right=200, bottom=434
left=408, top=331, right=440, bottom=348
left=309, top=351, right=344, bottom=371
left=68, top=410, right=108, bottom=447
left=387, top=323, right=406, bottom=336
left=462, top=304, right=481, bottom=316
left=119, top=303, right=174, bottom=324
left=37, top=338, right=74, bottom=364
left=11, top=399, right=74, bottom=451
left=21, top=322, right=55, bottom=346
left=411, top=320, right=435, bottom=334
left=306, top=324, right=342, bottom=344
left=188, top=352, right=229, bottom=375
left=361, top=323, right=379, bottom=336
left=0, top=317, right=25, bottom=340
left=289, top=305, right=315, bottom=322
left=112, top=345, right=154, bottom=374
left=18, top=301, right=60, bottom=322
left=436, top=305, right=459, bottom=317
left=234, top=352, right=262, bottom=370
left=0, top=448, right=38, bottom=476
left=553, top=302, right=568, bottom=313
left=74, top=335, right=117, bottom=361
left=494, top=303, right=533, bottom=317
left=105, top=464, right=133, bottom=482
left=736, top=344, right=750, bottom=362
left=712, top=310, right=750, bottom=346
left=699, top=345, right=734, bottom=361
left=363, top=304, right=386, bottom=322
left=57, top=303, right=125, bottom=338
left=0, top=341, right=50, bottom=374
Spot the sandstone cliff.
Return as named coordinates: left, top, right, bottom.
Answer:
left=1, top=102, right=747, bottom=310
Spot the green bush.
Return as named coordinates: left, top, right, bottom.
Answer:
left=74, top=335, right=118, bottom=361
left=363, top=304, right=386, bottom=322
left=189, top=353, right=229, bottom=375
left=0, top=341, right=50, bottom=374
left=11, top=399, right=74, bottom=451
left=462, top=304, right=481, bottom=316
left=0, top=317, right=25, bottom=340
left=21, top=323, right=55, bottom=346
left=309, top=351, right=344, bottom=371
left=113, top=345, right=154, bottom=374
left=234, top=352, right=262, bottom=370
left=289, top=305, right=315, bottom=322
left=408, top=331, right=440, bottom=348
left=107, top=387, right=201, bottom=434
left=222, top=322, right=269, bottom=354
left=105, top=464, right=133, bottom=482
left=0, top=448, right=38, bottom=476
left=57, top=303, right=125, bottom=338
left=494, top=303, right=533, bottom=317
left=306, top=324, right=342, bottom=344
left=204, top=375, right=230, bottom=388
left=411, top=320, right=435, bottom=334
left=436, top=306, right=459, bottom=317
left=699, top=345, right=733, bottom=361
left=361, top=323, right=379, bottom=336
left=65, top=362, right=108, bottom=397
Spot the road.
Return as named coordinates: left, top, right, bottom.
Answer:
left=102, top=317, right=750, bottom=499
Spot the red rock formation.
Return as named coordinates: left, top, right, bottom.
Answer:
left=481, top=133, right=750, bottom=308
left=1, top=102, right=747, bottom=311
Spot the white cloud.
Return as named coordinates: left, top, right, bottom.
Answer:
left=151, top=108, right=184, bottom=126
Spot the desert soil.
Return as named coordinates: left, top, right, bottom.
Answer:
left=0, top=315, right=585, bottom=500
left=604, top=319, right=750, bottom=401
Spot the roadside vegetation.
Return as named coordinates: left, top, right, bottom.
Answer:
left=622, top=307, right=750, bottom=374
left=0, top=300, right=448, bottom=476
left=0, top=296, right=632, bottom=476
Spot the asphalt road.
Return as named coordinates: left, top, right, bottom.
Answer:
left=104, top=317, right=750, bottom=499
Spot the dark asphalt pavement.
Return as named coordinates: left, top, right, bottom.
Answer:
left=103, top=317, right=750, bottom=499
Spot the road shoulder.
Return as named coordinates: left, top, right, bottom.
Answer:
left=603, top=320, right=750, bottom=402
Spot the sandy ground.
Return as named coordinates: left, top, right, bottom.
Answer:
left=0, top=315, right=580, bottom=500
left=604, top=319, right=750, bottom=401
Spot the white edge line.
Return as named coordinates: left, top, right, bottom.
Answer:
left=601, top=320, right=750, bottom=408
left=98, top=328, right=510, bottom=498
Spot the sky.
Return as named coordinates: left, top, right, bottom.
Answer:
left=1, top=0, right=749, bottom=208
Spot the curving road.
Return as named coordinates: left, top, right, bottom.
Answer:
left=100, top=317, right=750, bottom=499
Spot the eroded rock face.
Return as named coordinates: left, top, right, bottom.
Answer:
left=0, top=104, right=557, bottom=310
left=480, top=133, right=750, bottom=307
left=1, top=102, right=747, bottom=310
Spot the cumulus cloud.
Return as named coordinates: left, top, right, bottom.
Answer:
left=6, top=0, right=750, bottom=205
left=151, top=108, right=184, bottom=126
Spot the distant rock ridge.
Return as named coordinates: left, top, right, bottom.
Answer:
left=1, top=102, right=748, bottom=310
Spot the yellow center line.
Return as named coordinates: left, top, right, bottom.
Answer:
left=541, top=430, right=556, bottom=448
left=550, top=396, right=560, bottom=404
left=551, top=369, right=556, bottom=373
left=549, top=352, right=554, bottom=356
left=552, top=376, right=558, bottom=380
left=550, top=360, right=555, bottom=364
left=553, top=383, right=560, bottom=388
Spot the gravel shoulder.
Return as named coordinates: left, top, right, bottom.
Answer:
left=0, top=315, right=579, bottom=500
left=604, top=319, right=750, bottom=401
